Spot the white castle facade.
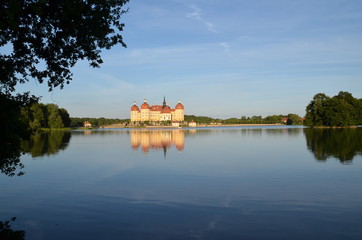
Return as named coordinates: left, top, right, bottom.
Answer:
left=130, top=98, right=184, bottom=123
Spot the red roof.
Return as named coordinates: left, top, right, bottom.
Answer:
left=150, top=105, right=162, bottom=111
left=175, top=102, right=184, bottom=109
left=161, top=108, right=171, bottom=113
left=141, top=102, right=150, bottom=109
left=131, top=105, right=139, bottom=111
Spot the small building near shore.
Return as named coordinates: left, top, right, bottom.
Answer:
left=189, top=121, right=197, bottom=127
left=172, top=121, right=180, bottom=127
left=281, top=117, right=288, bottom=124
left=84, top=121, right=92, bottom=127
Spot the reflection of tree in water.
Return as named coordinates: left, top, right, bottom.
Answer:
left=264, top=127, right=302, bottom=136
left=304, top=128, right=362, bottom=163
left=21, top=131, right=71, bottom=158
left=0, top=134, right=24, bottom=177
left=1, top=131, right=72, bottom=176
left=0, top=217, right=25, bottom=240
left=0, top=139, right=24, bottom=177
left=185, top=127, right=303, bottom=137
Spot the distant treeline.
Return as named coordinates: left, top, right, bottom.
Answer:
left=21, top=103, right=132, bottom=130
left=70, top=117, right=129, bottom=127
left=71, top=114, right=303, bottom=127
left=21, top=103, right=71, bottom=132
left=22, top=104, right=303, bottom=129
left=72, top=114, right=302, bottom=127
left=185, top=113, right=303, bottom=125
left=184, top=115, right=218, bottom=124
left=305, top=91, right=362, bottom=127
left=23, top=92, right=362, bottom=130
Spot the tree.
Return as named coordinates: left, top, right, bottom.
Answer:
left=358, top=99, right=362, bottom=125
left=286, top=113, right=302, bottom=125
left=19, top=102, right=71, bottom=130
left=0, top=92, right=37, bottom=177
left=1, top=1, right=128, bottom=175
left=184, top=115, right=215, bottom=124
left=223, top=118, right=240, bottom=124
left=1, top=0, right=129, bottom=93
left=47, top=104, right=64, bottom=128
left=59, top=108, right=71, bottom=127
left=264, top=115, right=283, bottom=124
left=305, top=91, right=362, bottom=127
left=27, top=103, right=46, bottom=132
left=69, top=117, right=126, bottom=127
left=304, top=93, right=330, bottom=126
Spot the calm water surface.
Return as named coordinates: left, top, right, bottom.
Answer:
left=1, top=126, right=362, bottom=239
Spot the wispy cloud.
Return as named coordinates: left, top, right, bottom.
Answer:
left=218, top=42, right=230, bottom=56
left=187, top=5, right=217, bottom=33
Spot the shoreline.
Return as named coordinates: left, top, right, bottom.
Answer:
left=100, top=123, right=285, bottom=129
left=72, top=124, right=361, bottom=130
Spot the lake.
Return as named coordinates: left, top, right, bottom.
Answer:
left=1, top=126, right=362, bottom=240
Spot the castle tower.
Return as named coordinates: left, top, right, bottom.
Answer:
left=174, top=100, right=184, bottom=121
left=130, top=101, right=141, bottom=122
left=140, top=99, right=151, bottom=121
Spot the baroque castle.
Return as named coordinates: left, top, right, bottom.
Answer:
left=130, top=98, right=184, bottom=123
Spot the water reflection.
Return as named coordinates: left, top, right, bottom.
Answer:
left=264, top=127, right=302, bottom=136
left=130, top=130, right=184, bottom=156
left=192, top=126, right=302, bottom=133
left=2, top=126, right=362, bottom=239
left=21, top=131, right=71, bottom=158
left=71, top=129, right=129, bottom=136
left=0, top=147, right=24, bottom=177
left=129, top=127, right=305, bottom=157
left=0, top=217, right=25, bottom=240
left=304, top=127, right=362, bottom=163
left=179, top=126, right=303, bottom=137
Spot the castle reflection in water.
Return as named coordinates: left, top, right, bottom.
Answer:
left=130, top=130, right=185, bottom=156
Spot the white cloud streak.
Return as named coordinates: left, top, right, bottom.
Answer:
left=187, top=5, right=217, bottom=33
left=218, top=42, right=230, bottom=56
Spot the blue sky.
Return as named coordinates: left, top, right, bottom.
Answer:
left=15, top=0, right=362, bottom=119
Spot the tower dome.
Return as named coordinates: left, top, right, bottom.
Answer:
left=141, top=99, right=150, bottom=109
left=175, top=100, right=184, bottom=109
left=131, top=101, right=139, bottom=111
